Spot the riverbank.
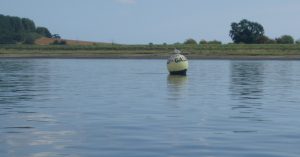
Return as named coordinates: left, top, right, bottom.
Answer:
left=1, top=44, right=300, bottom=60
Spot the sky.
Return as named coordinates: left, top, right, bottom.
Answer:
left=1, top=0, right=300, bottom=44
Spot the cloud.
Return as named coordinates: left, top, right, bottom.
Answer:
left=116, top=0, right=136, bottom=4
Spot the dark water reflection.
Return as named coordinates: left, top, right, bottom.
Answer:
left=1, top=59, right=300, bottom=157
left=167, top=75, right=188, bottom=101
left=230, top=61, right=265, bottom=101
left=228, top=61, right=268, bottom=127
left=0, top=60, right=50, bottom=104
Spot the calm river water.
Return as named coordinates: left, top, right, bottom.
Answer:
left=0, top=59, right=300, bottom=157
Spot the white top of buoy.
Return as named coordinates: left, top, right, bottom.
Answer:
left=173, top=49, right=182, bottom=54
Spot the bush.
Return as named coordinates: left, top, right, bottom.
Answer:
left=0, top=34, right=16, bottom=44
left=257, top=35, right=276, bottom=44
left=52, top=34, right=61, bottom=39
left=23, top=36, right=35, bottom=44
left=173, top=42, right=181, bottom=46
left=199, top=40, right=207, bottom=44
left=199, top=40, right=222, bottom=45
left=36, top=27, right=52, bottom=38
left=23, top=33, right=40, bottom=44
left=276, top=35, right=294, bottom=44
left=52, top=40, right=67, bottom=45
left=207, top=40, right=222, bottom=45
left=184, top=38, right=197, bottom=45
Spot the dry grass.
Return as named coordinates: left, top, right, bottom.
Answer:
left=35, top=37, right=107, bottom=46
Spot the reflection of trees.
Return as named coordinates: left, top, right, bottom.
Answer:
left=230, top=61, right=264, bottom=101
left=229, top=61, right=265, bottom=122
left=167, top=75, right=188, bottom=101
left=0, top=60, right=49, bottom=105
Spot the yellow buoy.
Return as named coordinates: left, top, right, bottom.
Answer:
left=167, top=49, right=188, bottom=75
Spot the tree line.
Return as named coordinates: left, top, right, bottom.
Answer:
left=181, top=19, right=299, bottom=45
left=1, top=14, right=299, bottom=45
left=0, top=14, right=54, bottom=44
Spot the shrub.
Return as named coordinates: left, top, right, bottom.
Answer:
left=199, top=40, right=207, bottom=44
left=52, top=34, right=61, bottom=39
left=52, top=40, right=67, bottom=45
left=23, top=34, right=35, bottom=44
left=207, top=40, right=222, bottom=45
left=199, top=40, right=222, bottom=45
left=184, top=38, right=197, bottom=45
left=257, top=35, right=276, bottom=44
left=275, top=35, right=294, bottom=44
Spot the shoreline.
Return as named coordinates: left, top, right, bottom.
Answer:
left=1, top=54, right=300, bottom=60
left=2, top=44, right=300, bottom=60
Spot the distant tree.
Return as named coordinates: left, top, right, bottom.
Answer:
left=60, top=40, right=67, bottom=45
left=173, top=42, right=181, bottom=46
left=149, top=42, right=153, bottom=46
left=184, top=38, right=197, bottom=45
left=21, top=18, right=36, bottom=32
left=0, top=35, right=16, bottom=44
left=163, top=42, right=167, bottom=46
left=0, top=14, right=53, bottom=44
left=256, top=35, right=276, bottom=44
left=296, top=39, right=300, bottom=44
left=207, top=40, right=222, bottom=44
left=52, top=39, right=67, bottom=45
left=199, top=40, right=207, bottom=44
left=229, top=19, right=265, bottom=44
left=10, top=16, right=24, bottom=32
left=199, top=40, right=222, bottom=45
left=275, top=35, right=294, bottom=44
left=52, top=34, right=61, bottom=39
left=266, top=39, right=276, bottom=44
left=36, top=27, right=52, bottom=38
left=23, top=34, right=35, bottom=44
left=257, top=35, right=269, bottom=44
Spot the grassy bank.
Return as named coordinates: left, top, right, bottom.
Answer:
left=1, top=44, right=300, bottom=59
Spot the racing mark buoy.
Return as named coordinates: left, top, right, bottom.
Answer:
left=167, top=49, right=188, bottom=75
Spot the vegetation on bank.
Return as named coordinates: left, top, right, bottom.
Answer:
left=1, top=15, right=300, bottom=57
left=183, top=19, right=298, bottom=45
left=1, top=43, right=300, bottom=57
left=0, top=14, right=56, bottom=44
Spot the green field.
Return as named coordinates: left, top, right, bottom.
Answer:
left=1, top=44, right=300, bottom=59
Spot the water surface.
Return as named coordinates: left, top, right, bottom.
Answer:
left=1, top=59, right=300, bottom=157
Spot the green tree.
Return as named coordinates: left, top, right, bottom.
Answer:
left=256, top=35, right=276, bottom=44
left=184, top=38, right=197, bottom=45
left=0, top=15, right=14, bottom=43
left=36, top=27, right=52, bottom=38
left=199, top=40, right=207, bottom=44
left=199, top=40, right=222, bottom=45
left=208, top=40, right=222, bottom=44
left=21, top=18, right=36, bottom=32
left=229, top=19, right=265, bottom=44
left=10, top=16, right=24, bottom=32
left=23, top=34, right=35, bottom=44
left=275, top=35, right=294, bottom=44
left=52, top=34, right=61, bottom=39
left=0, top=14, right=53, bottom=44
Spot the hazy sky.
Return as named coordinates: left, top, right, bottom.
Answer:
left=1, top=0, right=300, bottom=44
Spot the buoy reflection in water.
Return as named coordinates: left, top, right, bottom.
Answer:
left=167, top=75, right=188, bottom=101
